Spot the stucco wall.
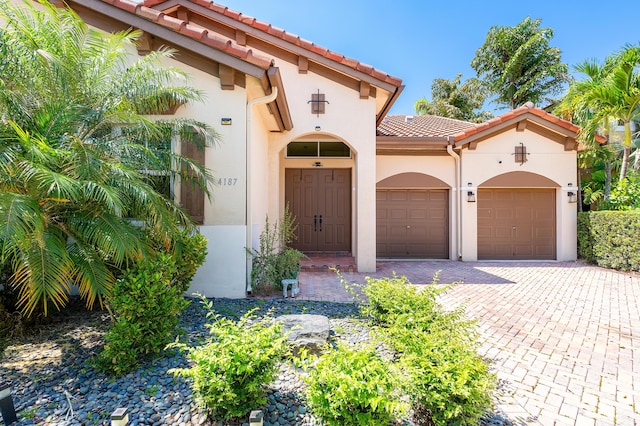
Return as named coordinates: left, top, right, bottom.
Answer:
left=157, top=55, right=250, bottom=297
left=264, top=59, right=379, bottom=272
left=460, top=128, right=578, bottom=261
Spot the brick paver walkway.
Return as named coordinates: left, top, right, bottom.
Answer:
left=297, top=261, right=640, bottom=425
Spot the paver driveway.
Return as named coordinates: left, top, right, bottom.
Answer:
left=298, top=261, right=640, bottom=425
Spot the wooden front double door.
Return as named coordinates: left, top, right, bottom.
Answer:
left=285, top=169, right=351, bottom=253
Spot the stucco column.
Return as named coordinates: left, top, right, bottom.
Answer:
left=558, top=187, right=578, bottom=261
left=356, top=141, right=377, bottom=272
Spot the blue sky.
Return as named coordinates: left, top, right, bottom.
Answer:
left=218, top=0, right=638, bottom=116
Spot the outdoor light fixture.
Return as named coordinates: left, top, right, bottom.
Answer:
left=315, top=125, right=321, bottom=131
left=568, top=191, right=578, bottom=203
left=250, top=410, right=264, bottom=426
left=0, top=382, right=17, bottom=425
left=111, top=408, right=129, bottom=426
left=313, top=161, right=322, bottom=167
left=467, top=191, right=476, bottom=203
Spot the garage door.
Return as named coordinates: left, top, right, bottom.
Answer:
left=478, top=189, right=555, bottom=260
left=377, top=190, right=448, bottom=258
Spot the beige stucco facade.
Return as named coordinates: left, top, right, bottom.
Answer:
left=54, top=0, right=583, bottom=299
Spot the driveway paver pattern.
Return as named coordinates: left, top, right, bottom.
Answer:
left=297, top=261, right=640, bottom=425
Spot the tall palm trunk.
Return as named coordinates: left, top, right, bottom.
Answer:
left=619, top=121, right=633, bottom=181
left=604, top=160, right=612, bottom=203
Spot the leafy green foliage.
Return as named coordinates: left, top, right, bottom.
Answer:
left=303, top=343, right=407, bottom=426
left=471, top=17, right=568, bottom=109
left=607, top=174, right=640, bottom=210
left=578, top=211, right=640, bottom=270
left=170, top=298, right=287, bottom=421
left=558, top=44, right=640, bottom=180
left=248, top=206, right=305, bottom=292
left=415, top=73, right=493, bottom=123
left=97, top=253, right=188, bottom=376
left=0, top=0, right=217, bottom=316
left=356, top=276, right=495, bottom=426
left=148, top=229, right=208, bottom=293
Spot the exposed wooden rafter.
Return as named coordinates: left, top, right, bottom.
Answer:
left=359, top=81, right=370, bottom=99
left=298, top=56, right=308, bottom=74
left=136, top=31, right=153, bottom=55
left=219, top=64, right=235, bottom=90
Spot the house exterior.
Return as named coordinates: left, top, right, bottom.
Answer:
left=57, top=0, right=583, bottom=298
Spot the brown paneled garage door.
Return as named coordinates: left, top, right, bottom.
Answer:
left=377, top=190, right=448, bottom=258
left=477, top=189, right=556, bottom=260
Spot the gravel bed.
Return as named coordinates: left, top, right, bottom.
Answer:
left=0, top=297, right=512, bottom=426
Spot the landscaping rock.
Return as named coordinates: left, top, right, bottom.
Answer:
left=276, top=314, right=330, bottom=355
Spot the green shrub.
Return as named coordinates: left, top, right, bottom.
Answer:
left=304, top=343, right=407, bottom=426
left=357, top=276, right=495, bottom=426
left=577, top=210, right=640, bottom=270
left=170, top=298, right=287, bottom=421
left=97, top=253, right=188, bottom=376
left=148, top=229, right=208, bottom=293
left=248, top=207, right=305, bottom=293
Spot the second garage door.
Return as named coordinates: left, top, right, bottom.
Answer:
left=477, top=189, right=556, bottom=260
left=377, top=189, right=448, bottom=258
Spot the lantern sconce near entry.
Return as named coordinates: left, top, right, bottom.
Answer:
left=467, top=191, right=476, bottom=203
left=567, top=191, right=578, bottom=203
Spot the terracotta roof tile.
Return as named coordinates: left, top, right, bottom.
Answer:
left=377, top=115, right=475, bottom=138
left=453, top=102, right=581, bottom=142
left=112, top=0, right=139, bottom=14
left=197, top=1, right=402, bottom=87
left=157, top=13, right=185, bottom=31
left=102, top=0, right=273, bottom=70
left=181, top=23, right=207, bottom=40
left=100, top=0, right=402, bottom=87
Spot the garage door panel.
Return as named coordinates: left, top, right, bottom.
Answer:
left=377, top=189, right=449, bottom=258
left=478, top=189, right=555, bottom=260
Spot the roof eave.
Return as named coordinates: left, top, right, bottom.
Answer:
left=376, top=85, right=404, bottom=128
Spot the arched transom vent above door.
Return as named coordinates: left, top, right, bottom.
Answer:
left=480, top=171, right=559, bottom=188
left=377, top=172, right=450, bottom=189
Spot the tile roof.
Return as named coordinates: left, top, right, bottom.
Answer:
left=377, top=114, right=475, bottom=138
left=109, top=0, right=274, bottom=69
left=453, top=102, right=581, bottom=142
left=140, top=0, right=403, bottom=88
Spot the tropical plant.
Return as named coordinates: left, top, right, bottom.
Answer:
left=471, top=17, right=568, bottom=109
left=414, top=73, right=493, bottom=123
left=303, top=343, right=408, bottom=426
left=0, top=0, right=216, bottom=316
left=169, top=298, right=287, bottom=421
left=248, top=206, right=305, bottom=293
left=353, top=275, right=495, bottom=426
left=561, top=45, right=640, bottom=181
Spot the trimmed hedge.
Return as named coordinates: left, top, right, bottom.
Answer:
left=578, top=211, right=640, bottom=271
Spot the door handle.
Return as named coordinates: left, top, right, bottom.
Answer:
left=319, top=215, right=323, bottom=231
left=314, top=215, right=317, bottom=232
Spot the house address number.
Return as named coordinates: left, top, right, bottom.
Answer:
left=218, top=177, right=238, bottom=186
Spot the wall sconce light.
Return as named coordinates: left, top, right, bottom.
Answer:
left=313, top=161, right=322, bottom=168
left=467, top=191, right=476, bottom=203
left=315, top=125, right=321, bottom=131
left=568, top=191, right=577, bottom=203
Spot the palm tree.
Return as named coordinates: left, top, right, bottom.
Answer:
left=561, top=45, right=640, bottom=182
left=0, top=1, right=215, bottom=315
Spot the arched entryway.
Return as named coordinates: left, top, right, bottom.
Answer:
left=284, top=138, right=353, bottom=253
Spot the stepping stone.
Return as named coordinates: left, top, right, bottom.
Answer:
left=276, top=314, right=330, bottom=355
